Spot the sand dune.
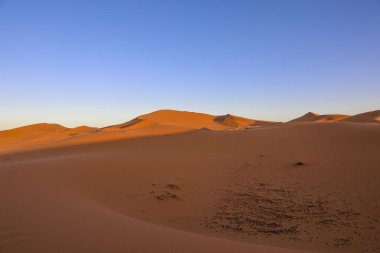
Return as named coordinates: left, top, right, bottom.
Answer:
left=289, top=110, right=380, bottom=124
left=342, top=110, right=380, bottom=124
left=0, top=123, right=97, bottom=152
left=0, top=123, right=68, bottom=138
left=0, top=110, right=273, bottom=153
left=289, top=112, right=350, bottom=123
left=0, top=109, right=378, bottom=154
left=106, top=109, right=274, bottom=131
left=0, top=110, right=379, bottom=253
left=215, top=114, right=275, bottom=128
left=105, top=109, right=225, bottom=130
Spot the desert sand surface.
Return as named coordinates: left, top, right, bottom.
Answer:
left=1, top=110, right=379, bottom=253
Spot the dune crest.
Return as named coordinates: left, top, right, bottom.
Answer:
left=214, top=114, right=275, bottom=128
left=105, top=109, right=271, bottom=131
left=1, top=109, right=378, bottom=153
left=342, top=110, right=380, bottom=124
left=0, top=123, right=97, bottom=152
left=289, top=112, right=350, bottom=123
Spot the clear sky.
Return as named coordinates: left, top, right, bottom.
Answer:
left=1, top=0, right=379, bottom=130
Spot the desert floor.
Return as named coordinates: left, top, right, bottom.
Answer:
left=1, top=121, right=379, bottom=253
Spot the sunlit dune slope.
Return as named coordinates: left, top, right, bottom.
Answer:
left=0, top=123, right=97, bottom=152
left=1, top=109, right=378, bottom=154
left=342, top=110, right=380, bottom=124
left=105, top=109, right=273, bottom=131
left=288, top=112, right=350, bottom=123
left=0, top=110, right=273, bottom=152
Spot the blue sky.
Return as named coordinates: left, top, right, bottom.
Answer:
left=1, top=0, right=379, bottom=129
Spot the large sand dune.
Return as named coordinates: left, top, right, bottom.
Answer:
left=341, top=110, right=380, bottom=124
left=289, top=110, right=380, bottom=124
left=289, top=112, right=350, bottom=123
left=0, top=110, right=275, bottom=153
left=0, top=123, right=97, bottom=152
left=0, top=110, right=379, bottom=253
left=106, top=109, right=276, bottom=130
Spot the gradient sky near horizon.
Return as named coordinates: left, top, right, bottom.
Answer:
left=1, top=0, right=379, bottom=130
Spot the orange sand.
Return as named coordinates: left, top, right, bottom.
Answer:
left=0, top=109, right=379, bottom=253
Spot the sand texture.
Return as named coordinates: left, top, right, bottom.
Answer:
left=0, top=110, right=379, bottom=253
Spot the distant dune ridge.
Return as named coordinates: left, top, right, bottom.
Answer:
left=214, top=113, right=274, bottom=128
left=0, top=123, right=98, bottom=152
left=288, top=110, right=380, bottom=123
left=288, top=112, right=350, bottom=123
left=0, top=123, right=97, bottom=138
left=1, top=109, right=272, bottom=152
left=341, top=110, right=380, bottom=124
left=0, top=109, right=378, bottom=153
left=105, top=109, right=275, bottom=131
